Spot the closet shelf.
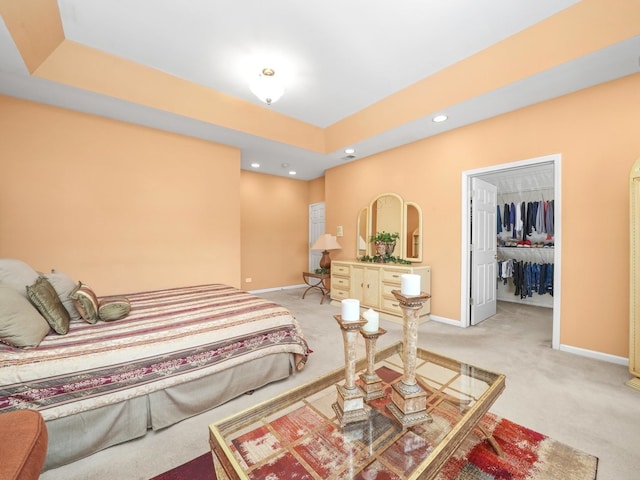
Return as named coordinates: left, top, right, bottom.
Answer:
left=497, top=246, right=554, bottom=262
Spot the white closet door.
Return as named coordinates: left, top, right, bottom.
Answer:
left=471, top=178, right=497, bottom=325
left=309, top=202, right=325, bottom=271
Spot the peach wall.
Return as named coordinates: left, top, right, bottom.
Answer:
left=240, top=171, right=310, bottom=291
left=308, top=177, right=325, bottom=205
left=325, top=72, right=640, bottom=358
left=0, top=95, right=241, bottom=295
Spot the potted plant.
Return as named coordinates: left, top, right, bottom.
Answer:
left=370, top=231, right=400, bottom=261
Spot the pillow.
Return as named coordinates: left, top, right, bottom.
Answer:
left=0, top=258, right=40, bottom=299
left=98, top=296, right=131, bottom=321
left=44, top=269, right=83, bottom=322
left=26, top=276, right=71, bottom=335
left=69, top=282, right=100, bottom=324
left=0, top=285, right=51, bottom=348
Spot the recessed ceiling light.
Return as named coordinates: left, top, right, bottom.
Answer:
left=289, top=171, right=296, bottom=175
left=433, top=114, right=448, bottom=123
left=344, top=148, right=355, bottom=154
left=251, top=162, right=260, bottom=168
left=281, top=163, right=289, bottom=168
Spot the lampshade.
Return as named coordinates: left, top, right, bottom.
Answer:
left=249, top=68, right=284, bottom=105
left=311, top=234, right=342, bottom=251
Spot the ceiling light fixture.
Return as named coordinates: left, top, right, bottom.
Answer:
left=251, top=162, right=260, bottom=168
left=249, top=68, right=284, bottom=105
left=433, top=114, right=448, bottom=123
left=289, top=171, right=297, bottom=176
left=344, top=148, right=355, bottom=154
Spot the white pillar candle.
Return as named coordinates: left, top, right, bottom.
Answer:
left=341, top=298, right=360, bottom=321
left=401, top=273, right=421, bottom=296
left=362, top=308, right=379, bottom=332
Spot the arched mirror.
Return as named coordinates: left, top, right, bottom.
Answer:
left=369, top=193, right=403, bottom=257
left=356, top=207, right=368, bottom=258
left=357, top=193, right=422, bottom=262
left=405, top=202, right=422, bottom=262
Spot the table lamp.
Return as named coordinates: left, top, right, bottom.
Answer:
left=311, top=234, right=342, bottom=270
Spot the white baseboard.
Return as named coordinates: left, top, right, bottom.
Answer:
left=428, top=315, right=464, bottom=327
left=249, top=284, right=306, bottom=294
left=425, top=316, right=629, bottom=366
left=559, top=343, right=629, bottom=366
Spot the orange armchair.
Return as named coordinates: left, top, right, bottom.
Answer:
left=0, top=410, right=48, bottom=480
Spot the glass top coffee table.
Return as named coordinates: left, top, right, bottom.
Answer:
left=209, top=341, right=505, bottom=480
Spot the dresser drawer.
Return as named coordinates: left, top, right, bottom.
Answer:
left=332, top=264, right=350, bottom=276
left=381, top=297, right=402, bottom=314
left=331, top=288, right=350, bottom=301
left=381, top=283, right=400, bottom=298
left=381, top=268, right=405, bottom=284
left=332, top=276, right=350, bottom=290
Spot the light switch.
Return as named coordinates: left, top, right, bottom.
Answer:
left=336, top=226, right=344, bottom=237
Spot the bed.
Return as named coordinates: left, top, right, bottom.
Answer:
left=0, top=280, right=310, bottom=470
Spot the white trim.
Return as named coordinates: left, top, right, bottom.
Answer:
left=460, top=154, right=562, bottom=349
left=559, top=344, right=629, bottom=366
left=428, top=315, right=463, bottom=327
left=249, top=284, right=306, bottom=294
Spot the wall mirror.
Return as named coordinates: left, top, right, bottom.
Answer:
left=356, top=207, right=368, bottom=258
left=356, top=192, right=422, bottom=262
left=405, top=201, right=422, bottom=261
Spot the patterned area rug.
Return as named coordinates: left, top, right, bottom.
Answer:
left=151, top=414, right=597, bottom=480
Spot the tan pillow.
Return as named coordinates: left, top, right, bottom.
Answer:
left=44, top=269, right=83, bottom=322
left=0, top=285, right=51, bottom=348
left=69, top=282, right=99, bottom=324
left=0, top=258, right=40, bottom=299
left=98, top=296, right=131, bottom=321
left=26, top=276, right=71, bottom=335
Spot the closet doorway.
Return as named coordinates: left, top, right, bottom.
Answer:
left=461, top=154, right=561, bottom=350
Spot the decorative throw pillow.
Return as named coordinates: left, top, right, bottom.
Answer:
left=69, top=282, right=100, bottom=324
left=0, top=258, right=40, bottom=299
left=0, top=285, right=51, bottom=348
left=98, top=296, right=131, bottom=321
left=44, top=269, right=83, bottom=322
left=26, top=276, right=71, bottom=335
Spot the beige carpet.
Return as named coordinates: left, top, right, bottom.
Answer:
left=41, top=288, right=640, bottom=480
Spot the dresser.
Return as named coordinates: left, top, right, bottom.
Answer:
left=331, top=261, right=431, bottom=323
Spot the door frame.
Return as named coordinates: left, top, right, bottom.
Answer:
left=460, top=154, right=562, bottom=350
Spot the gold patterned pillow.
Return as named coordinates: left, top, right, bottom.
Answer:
left=26, top=276, right=70, bottom=335
left=69, top=282, right=99, bottom=324
left=98, top=296, right=131, bottom=322
left=44, top=269, right=83, bottom=322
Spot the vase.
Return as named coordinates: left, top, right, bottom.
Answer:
left=374, top=241, right=396, bottom=262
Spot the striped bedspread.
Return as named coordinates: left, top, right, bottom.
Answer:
left=0, top=284, right=309, bottom=421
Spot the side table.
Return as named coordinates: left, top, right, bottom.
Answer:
left=302, top=271, right=330, bottom=304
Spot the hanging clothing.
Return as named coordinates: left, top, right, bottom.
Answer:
left=503, top=203, right=510, bottom=231
left=545, top=200, right=555, bottom=238
left=535, top=200, right=545, bottom=233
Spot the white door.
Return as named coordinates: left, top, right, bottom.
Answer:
left=470, top=178, right=497, bottom=325
left=309, top=202, right=325, bottom=271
